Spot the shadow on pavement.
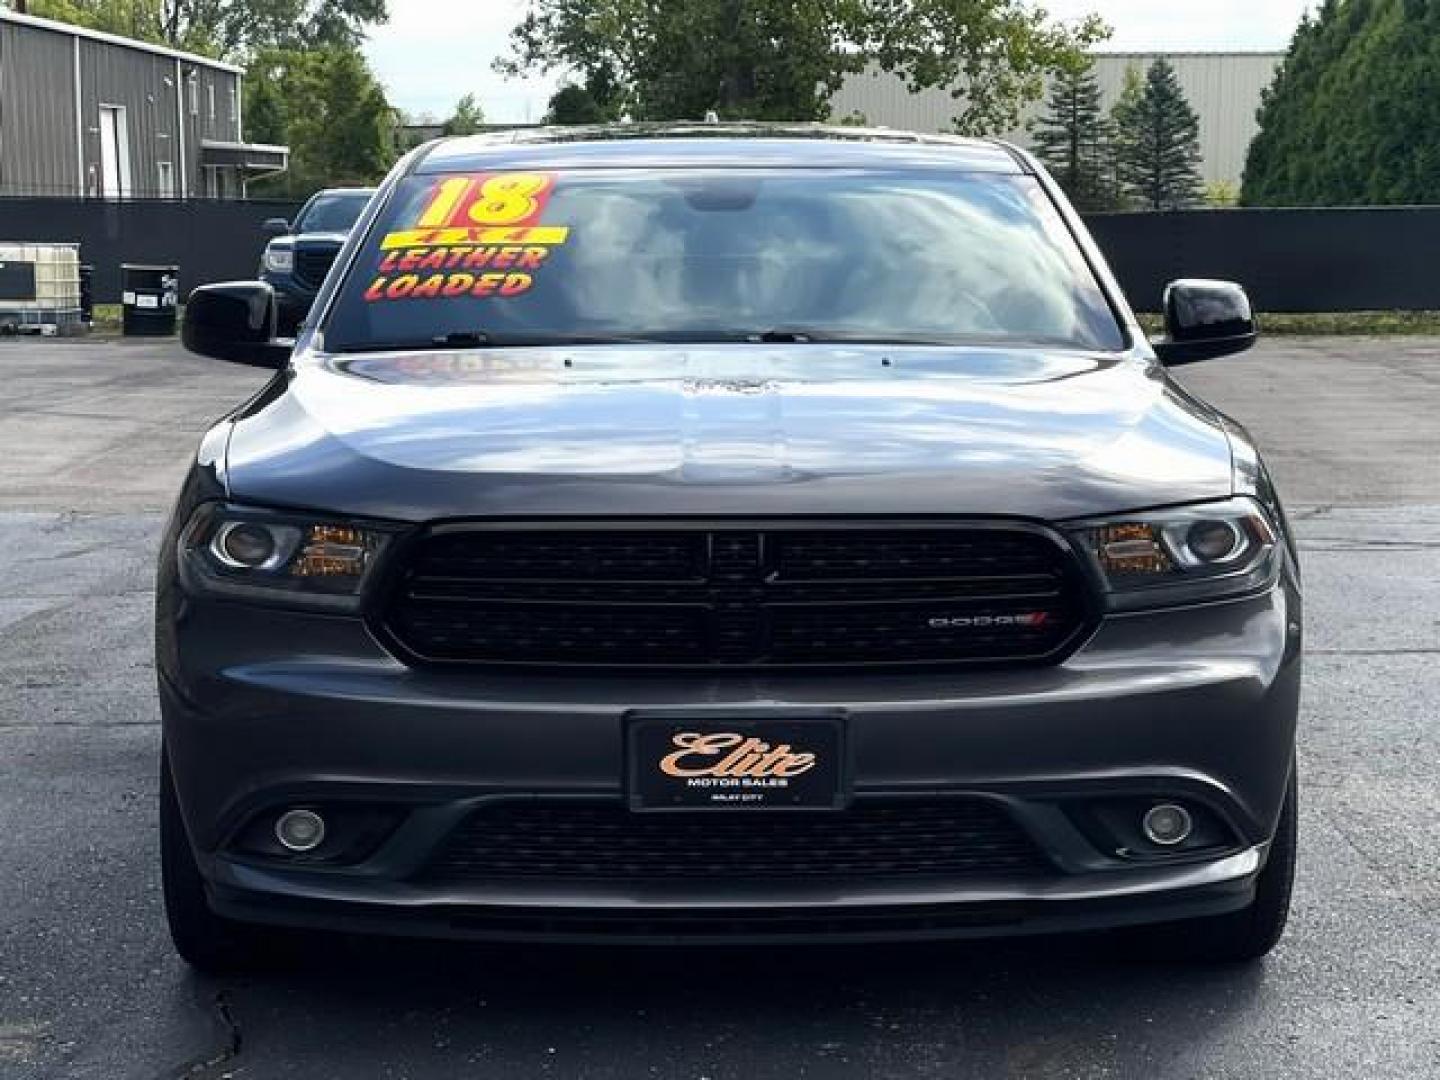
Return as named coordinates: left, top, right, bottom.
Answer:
left=182, top=930, right=1272, bottom=1077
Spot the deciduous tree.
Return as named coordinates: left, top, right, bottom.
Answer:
left=30, top=0, right=387, bottom=56
left=866, top=0, right=1110, bottom=135
left=500, top=0, right=1107, bottom=133
left=442, top=93, right=486, bottom=137
left=545, top=84, right=610, bottom=126
left=246, top=48, right=394, bottom=196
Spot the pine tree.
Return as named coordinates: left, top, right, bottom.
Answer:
left=1029, top=58, right=1116, bottom=211
left=1113, top=57, right=1204, bottom=211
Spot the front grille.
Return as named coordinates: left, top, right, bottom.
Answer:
left=419, top=799, right=1051, bottom=884
left=292, top=243, right=340, bottom=290
left=381, top=523, right=1091, bottom=670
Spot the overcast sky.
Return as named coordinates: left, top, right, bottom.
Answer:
left=364, top=1, right=1314, bottom=124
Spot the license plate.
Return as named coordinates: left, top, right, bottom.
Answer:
left=628, top=714, right=846, bottom=811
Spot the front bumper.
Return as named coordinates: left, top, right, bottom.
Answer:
left=160, top=582, right=1301, bottom=942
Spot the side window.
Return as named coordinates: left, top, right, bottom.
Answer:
left=156, top=161, right=174, bottom=199
left=188, top=73, right=198, bottom=116
left=207, top=83, right=216, bottom=123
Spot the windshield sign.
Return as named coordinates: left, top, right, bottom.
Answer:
left=324, top=168, right=1124, bottom=352
left=366, top=172, right=564, bottom=302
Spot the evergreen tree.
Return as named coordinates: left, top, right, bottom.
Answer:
left=1112, top=57, right=1204, bottom=210
left=1243, top=0, right=1440, bottom=206
left=1029, top=57, right=1116, bottom=210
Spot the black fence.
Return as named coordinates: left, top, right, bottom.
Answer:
left=2, top=196, right=1440, bottom=312
left=1084, top=207, right=1440, bottom=313
left=0, top=197, right=302, bottom=304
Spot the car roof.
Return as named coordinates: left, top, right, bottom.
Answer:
left=417, top=122, right=1027, bottom=175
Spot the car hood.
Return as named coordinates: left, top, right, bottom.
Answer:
left=224, top=344, right=1235, bottom=523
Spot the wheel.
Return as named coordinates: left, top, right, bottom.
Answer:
left=161, top=748, right=288, bottom=973
left=1130, top=767, right=1297, bottom=964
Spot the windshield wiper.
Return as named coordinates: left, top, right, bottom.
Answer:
left=332, top=330, right=664, bottom=354
left=750, top=328, right=817, bottom=343
left=435, top=330, right=492, bottom=348
left=331, top=332, right=495, bottom=354
left=742, top=328, right=961, bottom=346
left=739, top=329, right=1088, bottom=349
left=331, top=328, right=1085, bottom=354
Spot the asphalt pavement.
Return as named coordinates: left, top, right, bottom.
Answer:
left=1, top=337, right=1437, bottom=1079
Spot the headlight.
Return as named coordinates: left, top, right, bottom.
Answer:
left=1065, top=497, right=1281, bottom=611
left=179, top=504, right=397, bottom=610
left=263, top=245, right=293, bottom=273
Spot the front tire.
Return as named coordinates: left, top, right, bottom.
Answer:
left=161, top=748, right=286, bottom=973
left=1134, top=768, right=1298, bottom=964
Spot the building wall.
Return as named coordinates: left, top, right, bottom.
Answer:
left=0, top=16, right=242, bottom=198
left=829, top=52, right=1284, bottom=187
left=181, top=61, right=243, bottom=196
left=78, top=37, right=181, bottom=198
left=0, top=21, right=79, bottom=196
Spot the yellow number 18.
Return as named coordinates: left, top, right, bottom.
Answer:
left=468, top=173, right=551, bottom=226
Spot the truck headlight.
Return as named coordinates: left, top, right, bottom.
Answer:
left=1065, top=497, right=1281, bottom=611
left=263, top=245, right=293, bottom=273
left=179, top=504, right=397, bottom=610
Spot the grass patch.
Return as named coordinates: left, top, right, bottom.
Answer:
left=1138, top=311, right=1440, bottom=336
left=91, top=304, right=123, bottom=332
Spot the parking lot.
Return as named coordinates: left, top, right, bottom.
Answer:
left=1, top=336, right=1437, bottom=1079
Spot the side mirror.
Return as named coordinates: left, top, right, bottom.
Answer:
left=182, top=282, right=291, bottom=369
left=1152, top=279, right=1257, bottom=366
left=262, top=217, right=291, bottom=236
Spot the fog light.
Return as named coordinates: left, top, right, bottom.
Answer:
left=1142, top=803, right=1193, bottom=846
left=275, top=809, right=326, bottom=852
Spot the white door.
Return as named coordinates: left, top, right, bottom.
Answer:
left=98, top=106, right=131, bottom=199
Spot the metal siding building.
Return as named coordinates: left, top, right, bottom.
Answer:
left=0, top=10, right=286, bottom=198
left=829, top=52, right=1284, bottom=186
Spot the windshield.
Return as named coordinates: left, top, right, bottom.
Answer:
left=295, top=192, right=371, bottom=234
left=323, top=168, right=1125, bottom=352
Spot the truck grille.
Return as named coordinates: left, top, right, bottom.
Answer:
left=419, top=799, right=1050, bottom=884
left=381, top=523, right=1091, bottom=669
left=292, top=243, right=340, bottom=290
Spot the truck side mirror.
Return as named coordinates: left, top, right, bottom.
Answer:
left=1152, top=279, right=1258, bottom=366
left=182, top=282, right=291, bottom=369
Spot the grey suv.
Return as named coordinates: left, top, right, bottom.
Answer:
left=162, top=125, right=1300, bottom=971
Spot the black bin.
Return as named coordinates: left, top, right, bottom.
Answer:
left=121, top=264, right=179, bottom=336
left=79, top=264, right=94, bottom=324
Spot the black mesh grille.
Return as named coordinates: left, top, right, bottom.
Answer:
left=382, top=524, right=1090, bottom=669
left=420, top=799, right=1050, bottom=884
left=293, top=243, right=340, bottom=290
